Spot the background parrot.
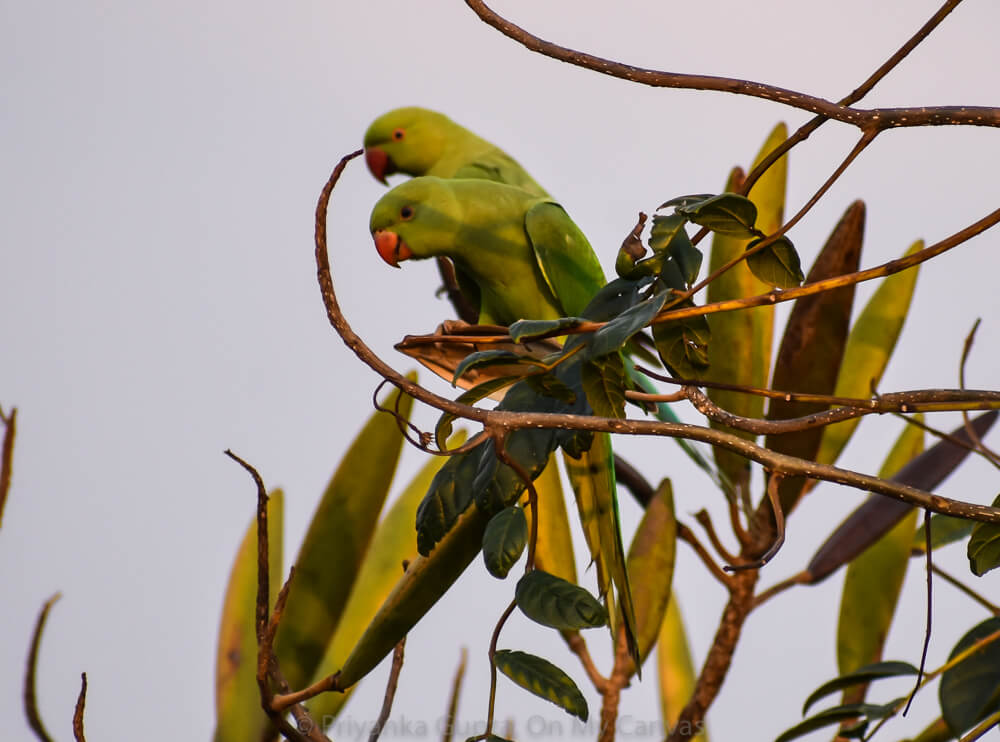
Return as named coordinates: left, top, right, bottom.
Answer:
left=370, top=175, right=641, bottom=666
left=363, top=106, right=547, bottom=196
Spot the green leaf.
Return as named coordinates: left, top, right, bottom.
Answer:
left=515, top=569, right=608, bottom=630
left=658, top=193, right=716, bottom=210
left=837, top=419, right=923, bottom=682
left=625, top=480, right=677, bottom=673
left=649, top=214, right=701, bottom=285
left=912, top=513, right=974, bottom=553
left=275, top=379, right=414, bottom=690
left=337, top=499, right=491, bottom=689
left=524, top=372, right=577, bottom=405
left=968, top=493, right=1000, bottom=576
left=579, top=277, right=652, bottom=323
left=452, top=349, right=546, bottom=385
left=652, top=309, right=711, bottom=378
left=802, top=661, right=918, bottom=714
left=677, top=193, right=758, bottom=238
left=586, top=291, right=669, bottom=359
left=214, top=491, right=283, bottom=742
left=816, top=240, right=923, bottom=466
left=417, top=445, right=483, bottom=555
left=473, top=430, right=556, bottom=515
left=649, top=213, right=687, bottom=253
left=746, top=236, right=803, bottom=288
left=940, top=616, right=1000, bottom=736
left=482, top=506, right=528, bottom=579
left=775, top=701, right=901, bottom=742
left=510, top=317, right=585, bottom=343
left=306, top=432, right=468, bottom=723
left=581, top=353, right=626, bottom=419
left=494, top=649, right=589, bottom=721
left=764, top=201, right=864, bottom=516
left=436, top=376, right=520, bottom=449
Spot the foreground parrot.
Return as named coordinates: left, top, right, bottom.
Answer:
left=370, top=175, right=640, bottom=665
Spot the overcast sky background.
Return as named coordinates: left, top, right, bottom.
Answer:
left=2, top=1, right=999, bottom=740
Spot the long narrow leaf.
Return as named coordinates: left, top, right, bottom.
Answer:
left=836, top=420, right=923, bottom=683
left=625, top=479, right=677, bottom=672
left=274, top=378, right=414, bottom=689
left=306, top=433, right=465, bottom=723
left=816, top=240, right=923, bottom=467
left=806, top=411, right=997, bottom=583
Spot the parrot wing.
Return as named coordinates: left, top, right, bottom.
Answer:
left=523, top=201, right=606, bottom=319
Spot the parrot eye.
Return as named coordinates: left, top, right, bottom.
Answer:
left=400, top=205, right=414, bottom=220
left=392, top=128, right=405, bottom=141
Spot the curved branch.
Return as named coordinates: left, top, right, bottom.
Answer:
left=315, top=155, right=1000, bottom=527
left=464, top=0, right=1000, bottom=130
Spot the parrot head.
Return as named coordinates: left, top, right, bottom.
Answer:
left=363, top=107, right=452, bottom=184
left=369, top=177, right=461, bottom=268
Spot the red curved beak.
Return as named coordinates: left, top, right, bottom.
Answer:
left=373, top=230, right=413, bottom=268
left=365, top=147, right=394, bottom=184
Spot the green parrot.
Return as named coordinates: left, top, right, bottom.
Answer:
left=364, top=106, right=548, bottom=322
left=370, top=175, right=640, bottom=666
left=363, top=106, right=547, bottom=197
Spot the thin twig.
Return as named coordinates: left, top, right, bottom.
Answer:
left=726, top=473, right=786, bottom=571
left=24, top=592, right=59, bottom=742
left=0, top=405, right=16, bottom=530
left=751, top=571, right=812, bottom=610
left=931, top=564, right=1000, bottom=615
left=563, top=631, right=609, bottom=693
left=903, top=510, right=933, bottom=716
left=959, top=319, right=1000, bottom=467
left=442, top=647, right=468, bottom=742
left=693, top=510, right=738, bottom=565
left=959, top=709, right=1000, bottom=742
left=496, top=440, right=540, bottom=571
left=72, top=673, right=87, bottom=742
left=369, top=637, right=407, bottom=742
left=683, top=385, right=1000, bottom=434
left=677, top=523, right=734, bottom=589
left=484, top=600, right=518, bottom=738
left=631, top=368, right=1000, bottom=412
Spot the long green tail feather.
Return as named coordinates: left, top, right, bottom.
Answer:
left=562, top=434, right=640, bottom=671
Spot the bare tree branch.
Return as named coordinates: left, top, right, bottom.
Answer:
left=24, top=592, right=60, bottom=742
left=464, top=0, right=999, bottom=129
left=72, top=673, right=87, bottom=742
left=0, top=405, right=16, bottom=530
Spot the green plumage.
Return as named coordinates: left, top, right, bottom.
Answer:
left=363, top=107, right=547, bottom=196
left=370, top=175, right=641, bottom=669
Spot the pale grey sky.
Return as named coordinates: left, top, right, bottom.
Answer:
left=2, top=1, right=998, bottom=740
